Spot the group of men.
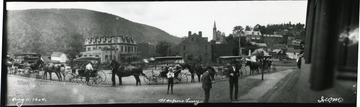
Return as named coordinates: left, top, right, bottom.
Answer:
left=201, top=61, right=241, bottom=103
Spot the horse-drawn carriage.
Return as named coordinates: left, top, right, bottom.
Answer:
left=9, top=53, right=42, bottom=75
left=215, top=55, right=249, bottom=79
left=143, top=56, right=189, bottom=85
left=66, top=57, right=106, bottom=85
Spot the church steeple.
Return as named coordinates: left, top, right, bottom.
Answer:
left=213, top=21, right=217, bottom=30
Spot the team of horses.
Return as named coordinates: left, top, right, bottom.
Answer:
left=7, top=57, right=272, bottom=86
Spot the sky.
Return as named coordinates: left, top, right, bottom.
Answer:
left=6, top=1, right=308, bottom=40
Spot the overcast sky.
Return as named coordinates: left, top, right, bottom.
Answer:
left=7, top=1, right=307, bottom=40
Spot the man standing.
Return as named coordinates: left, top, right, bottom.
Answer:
left=201, top=67, right=213, bottom=103
left=228, top=61, right=240, bottom=101
left=167, top=67, right=175, bottom=94
left=85, top=61, right=93, bottom=85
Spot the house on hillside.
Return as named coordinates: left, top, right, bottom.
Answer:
left=51, top=52, right=68, bottom=63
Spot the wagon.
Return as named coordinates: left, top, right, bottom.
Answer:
left=11, top=53, right=42, bottom=75
left=143, top=56, right=188, bottom=85
left=66, top=57, right=106, bottom=85
left=216, top=55, right=249, bottom=79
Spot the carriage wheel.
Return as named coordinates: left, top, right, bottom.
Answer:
left=179, top=73, right=188, bottom=83
left=65, top=72, right=76, bottom=82
left=93, top=70, right=106, bottom=85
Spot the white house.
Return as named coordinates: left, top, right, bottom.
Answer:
left=51, top=52, right=68, bottom=63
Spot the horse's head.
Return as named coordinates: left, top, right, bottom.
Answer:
left=109, top=60, right=120, bottom=69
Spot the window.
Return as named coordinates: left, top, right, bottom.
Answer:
left=93, top=47, right=96, bottom=50
left=88, top=48, right=91, bottom=51
left=99, top=47, right=102, bottom=49
left=183, top=46, right=186, bottom=50
left=95, top=55, right=99, bottom=57
left=105, top=55, right=108, bottom=60
left=121, top=46, right=123, bottom=52
left=205, top=46, right=207, bottom=50
left=84, top=55, right=87, bottom=57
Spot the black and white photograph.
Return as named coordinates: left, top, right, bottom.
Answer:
left=3, top=0, right=358, bottom=106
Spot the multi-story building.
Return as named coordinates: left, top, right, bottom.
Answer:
left=81, top=35, right=139, bottom=63
left=177, top=31, right=212, bottom=64
left=212, top=21, right=226, bottom=44
left=244, top=28, right=262, bottom=43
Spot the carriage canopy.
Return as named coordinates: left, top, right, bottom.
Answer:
left=72, top=57, right=101, bottom=69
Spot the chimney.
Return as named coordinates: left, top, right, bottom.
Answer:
left=199, top=31, right=202, bottom=37
left=188, top=31, right=192, bottom=36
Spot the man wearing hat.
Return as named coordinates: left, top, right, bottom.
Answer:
left=228, top=61, right=240, bottom=101
left=166, top=67, right=175, bottom=94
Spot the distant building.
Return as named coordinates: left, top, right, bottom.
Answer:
left=212, top=21, right=226, bottom=44
left=51, top=52, right=68, bottom=63
left=138, top=42, right=156, bottom=58
left=83, top=35, right=139, bottom=63
left=244, top=28, right=262, bottom=43
left=177, top=31, right=212, bottom=63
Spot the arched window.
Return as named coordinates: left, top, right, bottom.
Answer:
left=88, top=48, right=91, bottom=51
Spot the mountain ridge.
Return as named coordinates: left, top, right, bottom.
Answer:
left=6, top=9, right=181, bottom=55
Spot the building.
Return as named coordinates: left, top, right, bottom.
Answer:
left=82, top=35, right=139, bottom=63
left=137, top=42, right=156, bottom=58
left=212, top=21, right=226, bottom=44
left=50, top=52, right=68, bottom=63
left=244, top=29, right=262, bottom=43
left=177, top=31, right=212, bottom=64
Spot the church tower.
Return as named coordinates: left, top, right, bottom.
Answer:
left=213, top=21, right=217, bottom=41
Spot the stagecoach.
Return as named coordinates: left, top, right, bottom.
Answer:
left=143, top=56, right=189, bottom=85
left=66, top=57, right=107, bottom=85
left=216, top=55, right=249, bottom=78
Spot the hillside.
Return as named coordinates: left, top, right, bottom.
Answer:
left=6, top=9, right=181, bottom=55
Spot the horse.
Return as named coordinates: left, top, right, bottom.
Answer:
left=108, top=60, right=146, bottom=86
left=179, top=63, right=196, bottom=82
left=28, top=59, right=46, bottom=73
left=43, top=63, right=65, bottom=81
left=6, top=58, right=16, bottom=74
left=183, top=64, right=216, bottom=82
left=245, top=61, right=260, bottom=75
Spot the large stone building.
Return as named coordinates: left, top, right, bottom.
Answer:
left=244, top=28, right=262, bottom=43
left=177, top=31, right=212, bottom=64
left=212, top=21, right=226, bottom=44
left=81, top=35, right=139, bottom=63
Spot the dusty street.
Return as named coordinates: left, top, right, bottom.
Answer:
left=6, top=65, right=297, bottom=106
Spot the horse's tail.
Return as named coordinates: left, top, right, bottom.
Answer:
left=139, top=68, right=146, bottom=77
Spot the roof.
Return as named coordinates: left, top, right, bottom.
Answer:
left=41, top=56, right=61, bottom=63
left=74, top=57, right=100, bottom=62
left=154, top=56, right=183, bottom=61
left=219, top=55, right=249, bottom=59
left=51, top=52, right=65, bottom=57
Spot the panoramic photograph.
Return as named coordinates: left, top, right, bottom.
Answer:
left=4, top=0, right=358, bottom=106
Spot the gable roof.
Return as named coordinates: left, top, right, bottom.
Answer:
left=51, top=52, right=65, bottom=57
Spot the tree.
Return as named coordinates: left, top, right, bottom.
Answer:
left=245, top=25, right=251, bottom=31
left=233, top=26, right=244, bottom=37
left=156, top=41, right=172, bottom=56
left=65, top=33, right=84, bottom=65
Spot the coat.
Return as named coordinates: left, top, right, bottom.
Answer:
left=201, top=71, right=212, bottom=89
left=228, top=65, right=240, bottom=78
